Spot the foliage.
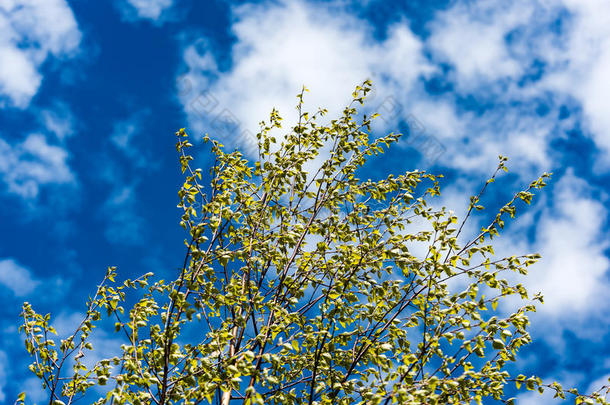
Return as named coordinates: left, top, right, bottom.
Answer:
left=19, top=82, right=610, bottom=404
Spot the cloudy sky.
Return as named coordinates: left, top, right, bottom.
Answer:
left=0, top=0, right=609, bottom=403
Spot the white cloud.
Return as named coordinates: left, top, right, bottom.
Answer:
left=50, top=311, right=87, bottom=337
left=19, top=376, right=46, bottom=403
left=427, top=1, right=531, bottom=87
left=425, top=0, right=610, bottom=167
left=402, top=93, right=559, bottom=175
left=178, top=0, right=433, bottom=153
left=527, top=170, right=609, bottom=314
left=0, top=258, right=40, bottom=297
left=109, top=112, right=156, bottom=169
left=98, top=113, right=157, bottom=246
left=488, top=170, right=609, bottom=317
left=0, top=0, right=81, bottom=108
left=0, top=133, right=74, bottom=199
left=101, top=185, right=145, bottom=246
left=176, top=0, right=579, bottom=178
left=539, top=0, right=610, bottom=165
left=0, top=42, right=41, bottom=107
left=426, top=0, right=573, bottom=91
left=119, top=0, right=174, bottom=21
left=40, top=102, right=75, bottom=141
left=407, top=99, right=466, bottom=142
left=587, top=373, right=610, bottom=400
left=454, top=109, right=554, bottom=175
left=417, top=0, right=575, bottom=174
left=111, top=121, right=137, bottom=151
left=0, top=351, right=6, bottom=402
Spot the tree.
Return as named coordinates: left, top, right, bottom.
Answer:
left=19, top=81, right=609, bottom=404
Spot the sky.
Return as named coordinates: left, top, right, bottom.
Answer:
left=0, top=0, right=609, bottom=403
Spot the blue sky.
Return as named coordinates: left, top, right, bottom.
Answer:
left=1, top=0, right=609, bottom=403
